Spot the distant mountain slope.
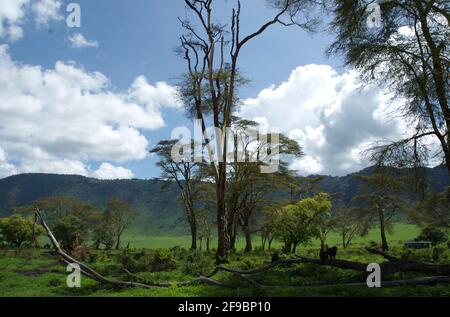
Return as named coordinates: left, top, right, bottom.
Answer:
left=0, top=166, right=448, bottom=232
left=0, top=174, right=185, bottom=233
left=315, top=165, right=450, bottom=206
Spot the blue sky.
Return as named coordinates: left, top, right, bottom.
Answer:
left=0, top=0, right=407, bottom=179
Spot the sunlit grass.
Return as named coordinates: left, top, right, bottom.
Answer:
left=122, top=223, right=422, bottom=250
left=0, top=223, right=447, bottom=297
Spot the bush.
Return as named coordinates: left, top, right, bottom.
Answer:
left=152, top=249, right=178, bottom=272
left=415, top=227, right=448, bottom=246
left=0, top=215, right=44, bottom=248
left=181, top=251, right=213, bottom=276
left=118, top=249, right=178, bottom=273
left=400, top=246, right=448, bottom=263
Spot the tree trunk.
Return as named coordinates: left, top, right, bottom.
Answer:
left=445, top=151, right=450, bottom=176
left=228, top=223, right=237, bottom=252
left=293, top=242, right=299, bottom=254
left=115, top=234, right=121, bottom=250
left=283, top=241, right=292, bottom=253
left=206, top=237, right=210, bottom=252
left=268, top=237, right=274, bottom=251
left=244, top=226, right=252, bottom=253
left=216, top=165, right=229, bottom=263
left=190, top=218, right=197, bottom=251
left=379, top=208, right=389, bottom=252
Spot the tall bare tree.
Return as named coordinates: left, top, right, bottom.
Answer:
left=178, top=0, right=320, bottom=262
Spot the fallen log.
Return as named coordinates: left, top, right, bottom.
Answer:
left=35, top=208, right=167, bottom=289
left=212, top=251, right=450, bottom=277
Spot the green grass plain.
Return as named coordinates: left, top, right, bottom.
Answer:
left=1, top=223, right=449, bottom=297
left=123, top=223, right=421, bottom=250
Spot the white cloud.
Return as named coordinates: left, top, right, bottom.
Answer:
left=240, top=65, right=408, bottom=176
left=0, top=0, right=62, bottom=41
left=0, top=45, right=180, bottom=179
left=130, top=75, right=182, bottom=110
left=31, top=0, right=62, bottom=25
left=0, top=0, right=28, bottom=41
left=68, top=33, right=99, bottom=49
left=0, top=147, right=18, bottom=178
left=93, top=163, right=134, bottom=180
left=20, top=158, right=89, bottom=176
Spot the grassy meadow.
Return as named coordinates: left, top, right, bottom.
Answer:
left=123, top=223, right=421, bottom=250
left=1, top=223, right=449, bottom=297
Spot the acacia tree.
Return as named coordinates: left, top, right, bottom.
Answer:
left=0, top=215, right=44, bottom=248
left=259, top=208, right=275, bottom=251
left=179, top=0, right=322, bottom=262
left=333, top=207, right=367, bottom=249
left=328, top=1, right=450, bottom=174
left=106, top=197, right=137, bottom=250
left=151, top=140, right=199, bottom=250
left=92, top=212, right=115, bottom=250
left=410, top=186, right=450, bottom=228
left=273, top=193, right=332, bottom=253
left=352, top=169, right=407, bottom=251
left=225, top=120, right=303, bottom=252
left=19, top=197, right=102, bottom=251
left=196, top=207, right=214, bottom=251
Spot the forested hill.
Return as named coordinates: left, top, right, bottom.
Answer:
left=313, top=165, right=450, bottom=206
left=0, top=165, right=448, bottom=232
left=0, top=174, right=185, bottom=233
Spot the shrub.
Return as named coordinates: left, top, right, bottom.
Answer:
left=151, top=249, right=178, bottom=272
left=169, top=246, right=188, bottom=259
left=181, top=251, right=212, bottom=275
left=415, top=227, right=448, bottom=246
left=118, top=249, right=178, bottom=273
left=0, top=214, right=44, bottom=248
left=400, top=246, right=448, bottom=263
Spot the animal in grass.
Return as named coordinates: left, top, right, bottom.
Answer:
left=271, top=251, right=280, bottom=263
left=327, top=246, right=338, bottom=261
left=320, top=245, right=338, bottom=261
left=319, top=246, right=329, bottom=261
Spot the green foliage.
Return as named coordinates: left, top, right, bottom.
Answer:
left=53, top=215, right=88, bottom=251
left=181, top=251, right=213, bottom=276
left=118, top=249, right=178, bottom=273
left=412, top=187, right=450, bottom=229
left=91, top=212, right=115, bottom=250
left=272, top=193, right=332, bottom=253
left=328, top=0, right=450, bottom=173
left=352, top=170, right=408, bottom=251
left=415, top=227, right=448, bottom=246
left=29, top=197, right=102, bottom=251
left=400, top=246, right=449, bottom=264
left=106, top=197, right=138, bottom=249
left=0, top=215, right=44, bottom=248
